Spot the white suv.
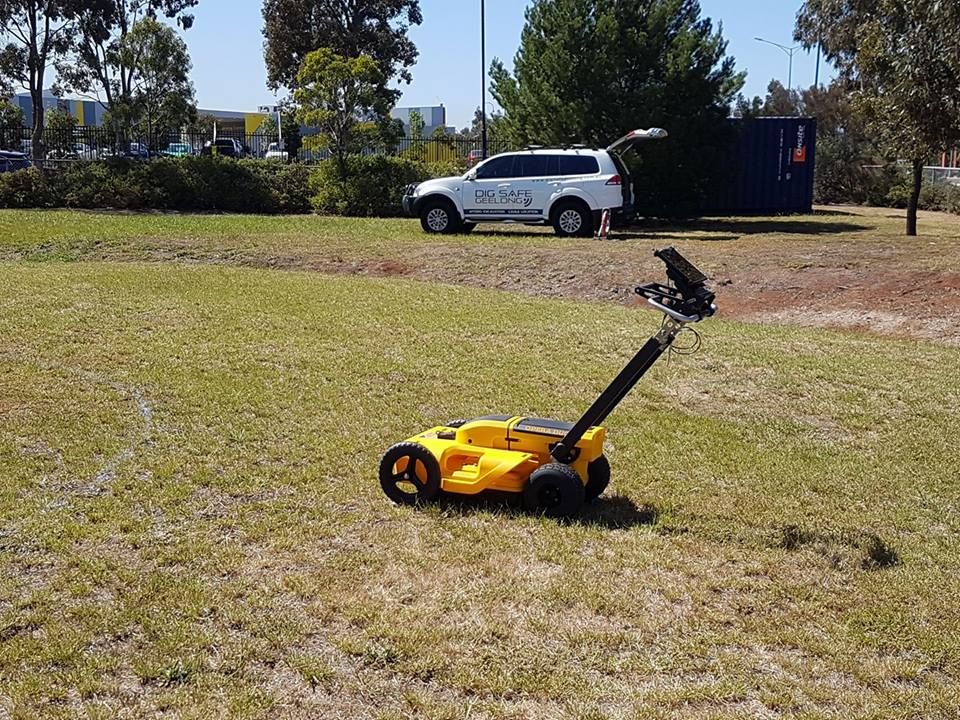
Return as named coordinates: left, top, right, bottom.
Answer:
left=403, top=128, right=667, bottom=236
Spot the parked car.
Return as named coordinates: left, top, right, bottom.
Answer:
left=162, top=142, right=194, bottom=157
left=200, top=138, right=245, bottom=158
left=46, top=143, right=99, bottom=161
left=126, top=142, right=151, bottom=159
left=466, top=149, right=483, bottom=167
left=0, top=150, right=31, bottom=173
left=403, top=128, right=668, bottom=236
left=20, top=140, right=33, bottom=158
left=264, top=142, right=288, bottom=161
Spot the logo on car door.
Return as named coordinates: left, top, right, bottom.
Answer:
left=475, top=189, right=534, bottom=208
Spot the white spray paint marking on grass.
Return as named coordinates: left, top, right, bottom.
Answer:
left=90, top=381, right=155, bottom=488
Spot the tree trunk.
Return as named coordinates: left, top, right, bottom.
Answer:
left=906, top=158, right=923, bottom=237
left=31, top=92, right=45, bottom=169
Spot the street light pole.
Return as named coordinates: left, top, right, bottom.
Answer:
left=481, top=0, right=488, bottom=159
left=755, top=37, right=801, bottom=92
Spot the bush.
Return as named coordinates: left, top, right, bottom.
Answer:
left=308, top=155, right=430, bottom=216
left=0, top=168, right=57, bottom=208
left=0, top=156, right=312, bottom=214
left=883, top=177, right=960, bottom=215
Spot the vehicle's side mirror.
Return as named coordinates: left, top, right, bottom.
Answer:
left=465, top=170, right=477, bottom=181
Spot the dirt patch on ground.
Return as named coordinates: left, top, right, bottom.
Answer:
left=366, top=208, right=960, bottom=346
left=344, top=236, right=960, bottom=346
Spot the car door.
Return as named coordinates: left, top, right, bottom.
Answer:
left=461, top=155, right=519, bottom=219
left=512, top=154, right=558, bottom=220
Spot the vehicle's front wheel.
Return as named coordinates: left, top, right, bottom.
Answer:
left=551, top=200, right=593, bottom=238
left=524, top=463, right=585, bottom=518
left=420, top=199, right=461, bottom=234
left=379, top=442, right=442, bottom=505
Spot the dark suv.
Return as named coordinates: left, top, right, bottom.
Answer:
left=201, top=138, right=246, bottom=158
left=0, top=151, right=31, bottom=173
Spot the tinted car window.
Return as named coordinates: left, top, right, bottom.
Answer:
left=558, top=155, right=600, bottom=175
left=514, top=154, right=551, bottom=178
left=476, top=155, right=516, bottom=179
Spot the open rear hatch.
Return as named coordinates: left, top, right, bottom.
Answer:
left=606, top=128, right=668, bottom=215
left=606, top=128, right=669, bottom=156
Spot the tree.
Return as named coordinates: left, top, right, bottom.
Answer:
left=44, top=104, right=75, bottom=156
left=59, top=0, right=197, bottom=141
left=118, top=16, right=196, bottom=140
left=491, top=0, right=744, bottom=216
left=0, top=98, right=24, bottom=149
left=262, top=0, right=421, bottom=122
left=796, top=0, right=960, bottom=235
left=294, top=48, right=382, bottom=177
left=0, top=0, right=77, bottom=161
left=733, top=80, right=800, bottom=118
left=185, top=111, right=217, bottom=138
left=458, top=107, right=508, bottom=143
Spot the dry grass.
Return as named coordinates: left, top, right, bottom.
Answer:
left=2, top=205, right=959, bottom=346
left=0, top=210, right=959, bottom=718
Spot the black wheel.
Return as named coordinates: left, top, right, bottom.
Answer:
left=551, top=200, right=593, bottom=238
left=585, top=455, right=611, bottom=502
left=379, top=442, right=442, bottom=505
left=523, top=463, right=585, bottom=518
left=420, top=199, right=461, bottom=234
left=459, top=222, right=477, bottom=234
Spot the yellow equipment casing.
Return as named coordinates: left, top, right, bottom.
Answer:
left=406, top=415, right=606, bottom=495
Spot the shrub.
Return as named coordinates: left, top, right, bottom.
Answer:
left=883, top=176, right=960, bottom=215
left=309, top=155, right=430, bottom=216
left=0, top=168, right=56, bottom=208
left=0, top=156, right=312, bottom=214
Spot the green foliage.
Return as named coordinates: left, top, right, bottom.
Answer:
left=59, top=0, right=198, bottom=140
left=45, top=107, right=78, bottom=156
left=0, top=0, right=75, bottom=146
left=0, top=156, right=311, bottom=213
left=0, top=100, right=25, bottom=150
left=408, top=108, right=424, bottom=139
left=308, top=154, right=429, bottom=216
left=883, top=177, right=960, bottom=216
left=117, top=15, right=197, bottom=136
left=796, top=0, right=960, bottom=234
left=0, top=167, right=55, bottom=207
left=295, top=48, right=383, bottom=176
left=491, top=0, right=744, bottom=216
left=262, top=0, right=422, bottom=118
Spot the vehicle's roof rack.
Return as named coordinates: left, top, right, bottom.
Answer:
left=521, top=143, right=597, bottom=151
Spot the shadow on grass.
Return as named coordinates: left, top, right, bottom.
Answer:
left=435, top=491, right=659, bottom=530
left=621, top=217, right=872, bottom=237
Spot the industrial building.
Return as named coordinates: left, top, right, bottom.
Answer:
left=8, top=92, right=453, bottom=138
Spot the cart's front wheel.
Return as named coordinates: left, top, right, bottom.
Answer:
left=379, top=442, right=442, bottom=505
left=524, top=463, right=585, bottom=518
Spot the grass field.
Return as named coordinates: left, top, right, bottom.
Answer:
left=1, top=210, right=959, bottom=719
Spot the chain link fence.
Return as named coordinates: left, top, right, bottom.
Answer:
left=0, top=125, right=515, bottom=167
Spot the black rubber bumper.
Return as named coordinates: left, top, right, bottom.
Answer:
left=402, top=195, right=420, bottom=217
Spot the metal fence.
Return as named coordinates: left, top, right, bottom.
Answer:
left=0, top=125, right=515, bottom=166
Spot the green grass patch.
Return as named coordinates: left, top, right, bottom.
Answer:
left=1, top=261, right=958, bottom=718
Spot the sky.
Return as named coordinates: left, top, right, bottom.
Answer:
left=185, top=0, right=832, bottom=129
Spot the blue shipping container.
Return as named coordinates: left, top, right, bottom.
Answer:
left=700, top=117, right=817, bottom=215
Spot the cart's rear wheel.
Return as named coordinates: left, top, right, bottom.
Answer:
left=379, top=442, right=441, bottom=505
left=585, top=455, right=611, bottom=502
left=524, top=463, right=585, bottom=518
